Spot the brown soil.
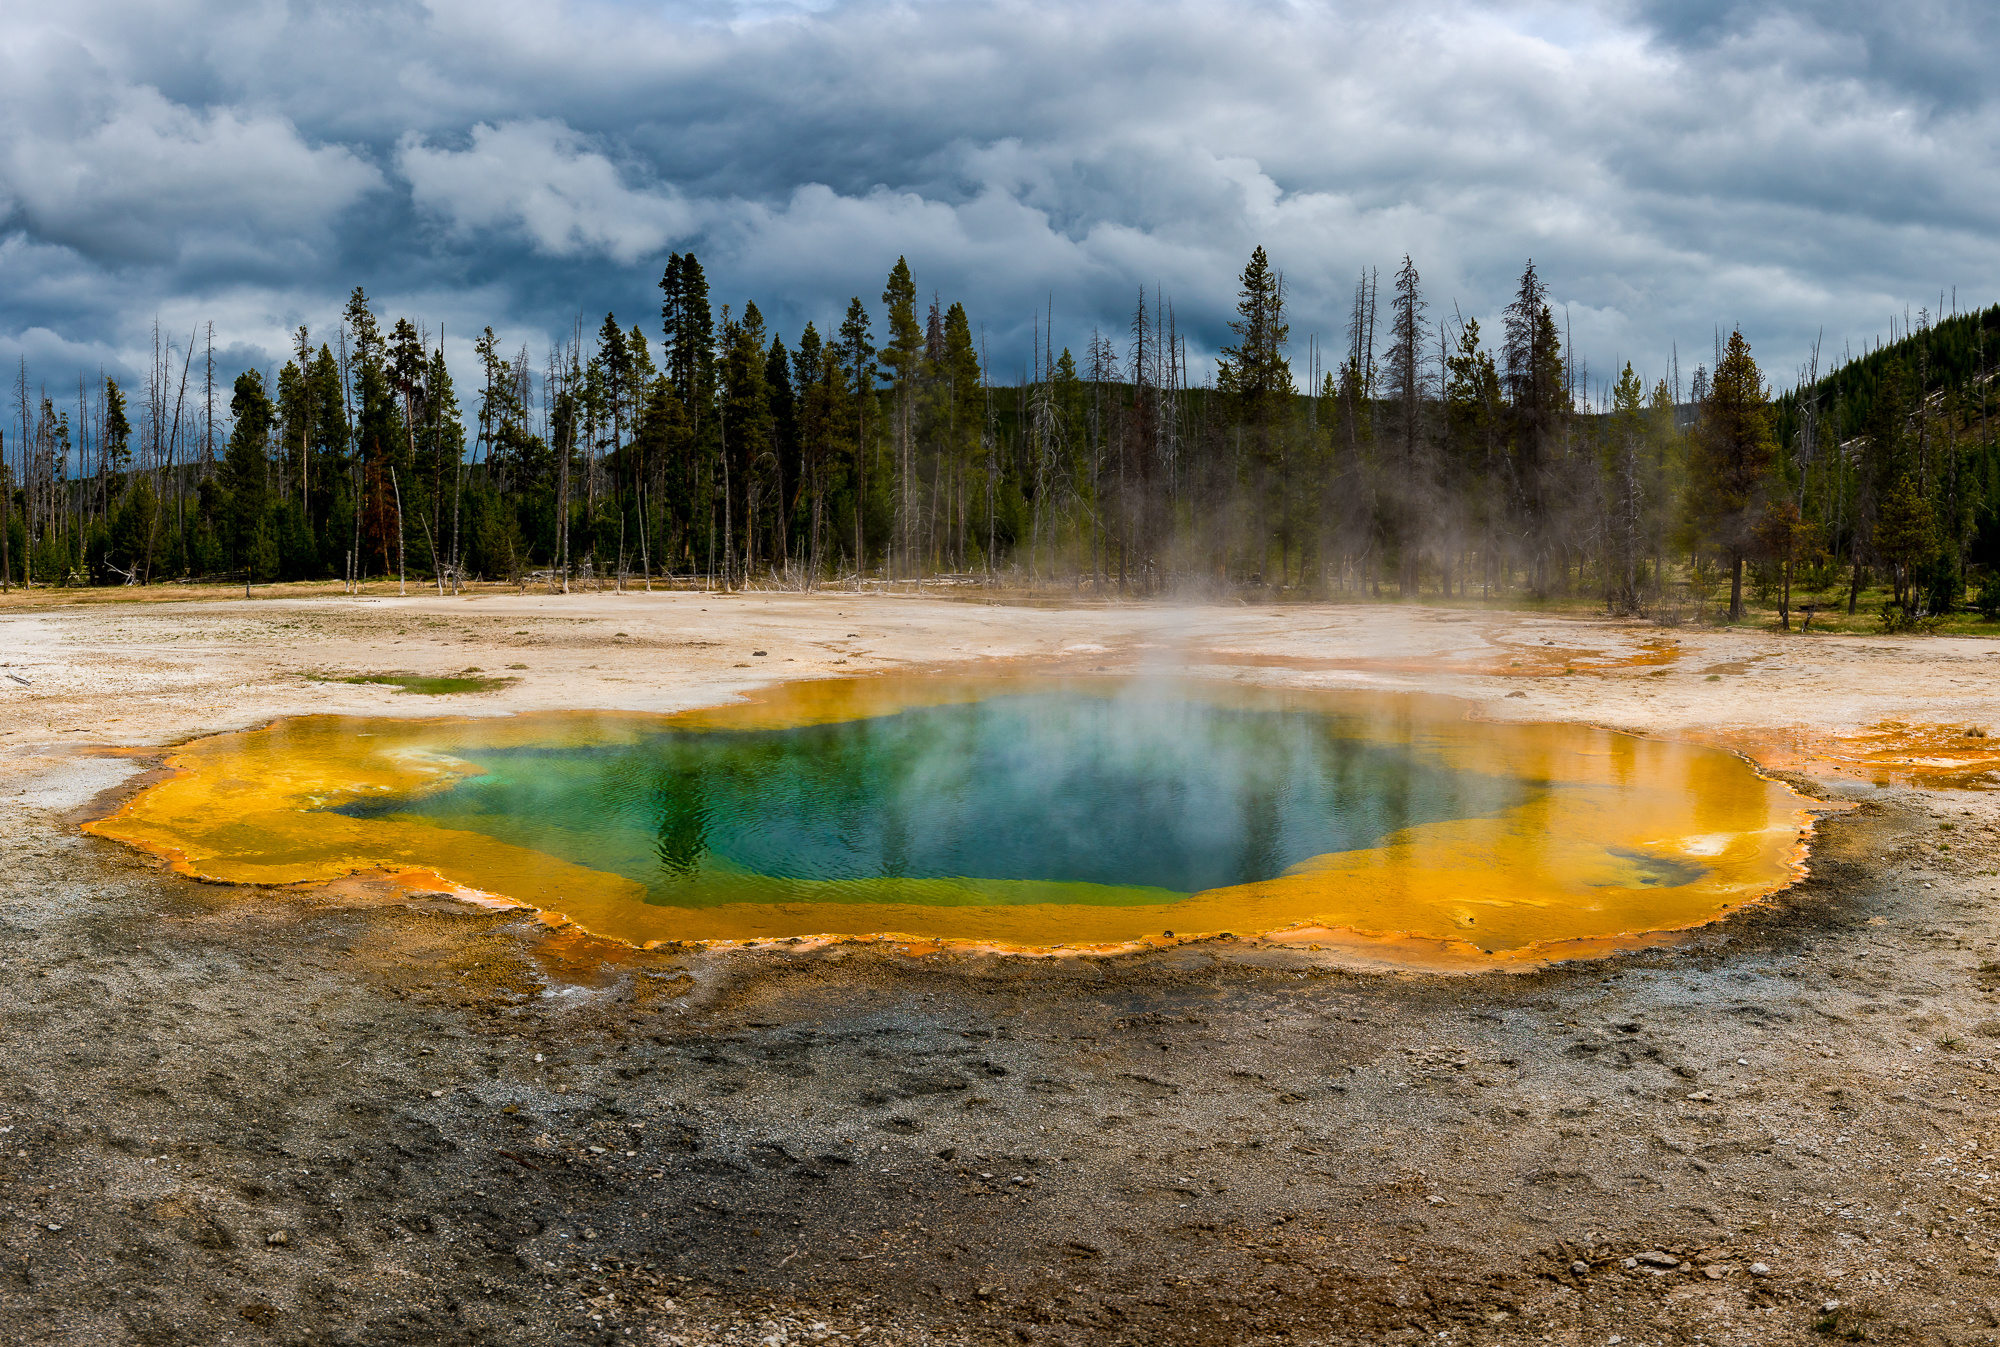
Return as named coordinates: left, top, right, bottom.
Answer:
left=5, top=584, right=2000, bottom=1345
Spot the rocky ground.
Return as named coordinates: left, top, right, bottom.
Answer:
left=4, top=584, right=2000, bottom=1345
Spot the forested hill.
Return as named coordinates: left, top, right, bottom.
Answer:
left=1770, top=301, right=2000, bottom=621
left=1, top=249, right=1994, bottom=628
left=1776, top=302, right=2000, bottom=452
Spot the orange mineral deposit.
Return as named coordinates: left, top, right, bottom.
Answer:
left=87, top=676, right=1817, bottom=968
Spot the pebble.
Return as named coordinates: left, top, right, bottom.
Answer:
left=266, top=1229, right=291, bottom=1247
left=1570, top=1260, right=1590, bottom=1275
left=1750, top=1262, right=1771, bottom=1276
left=1634, top=1250, right=1680, bottom=1268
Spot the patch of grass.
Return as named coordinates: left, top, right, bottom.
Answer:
left=322, top=672, right=517, bottom=695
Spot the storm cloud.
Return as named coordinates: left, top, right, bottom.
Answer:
left=2, top=0, right=1993, bottom=398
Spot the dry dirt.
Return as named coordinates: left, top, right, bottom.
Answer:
left=5, top=583, right=2000, bottom=1346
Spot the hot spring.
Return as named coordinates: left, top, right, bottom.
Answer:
left=88, top=676, right=1812, bottom=963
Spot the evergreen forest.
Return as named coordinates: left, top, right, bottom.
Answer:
left=5, top=248, right=1998, bottom=630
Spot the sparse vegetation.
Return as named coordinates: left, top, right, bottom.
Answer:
left=312, top=672, right=515, bottom=695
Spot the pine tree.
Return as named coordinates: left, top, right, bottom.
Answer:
left=879, top=259, right=922, bottom=578
left=766, top=334, right=798, bottom=574
left=1688, top=329, right=1776, bottom=619
left=1875, top=474, right=1936, bottom=619
left=221, top=370, right=273, bottom=576
left=1444, top=317, right=1502, bottom=595
left=659, top=253, right=713, bottom=413
left=838, top=297, right=875, bottom=577
left=718, top=301, right=773, bottom=579
left=103, top=380, right=132, bottom=475
left=1604, top=362, right=1646, bottom=613
left=1216, top=246, right=1292, bottom=417
left=793, top=322, right=837, bottom=585
left=1381, top=255, right=1429, bottom=594
left=1503, top=260, right=1565, bottom=590
left=1216, top=246, right=1292, bottom=578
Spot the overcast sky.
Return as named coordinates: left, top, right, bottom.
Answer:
left=4, top=0, right=1995, bottom=413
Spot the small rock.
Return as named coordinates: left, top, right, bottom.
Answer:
left=1823, top=1300, right=1841, bottom=1313
left=428, top=1089, right=444, bottom=1098
left=1750, top=1262, right=1771, bottom=1276
left=1703, top=1264, right=1728, bottom=1280
left=1426, top=1194, right=1447, bottom=1205
left=1634, top=1250, right=1680, bottom=1268
left=265, top=1229, right=291, bottom=1247
left=1571, top=1260, right=1590, bottom=1275
left=582, top=1228, right=598, bottom=1241
left=1622, top=1256, right=1638, bottom=1269
left=588, top=1145, right=608, bottom=1154
left=975, top=1285, right=996, bottom=1300
left=1609, top=1337, right=1623, bottom=1345
left=1685, top=1091, right=1714, bottom=1103
left=44, top=1224, right=60, bottom=1233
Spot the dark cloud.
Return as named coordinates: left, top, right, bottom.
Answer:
left=1, top=0, right=1995, bottom=406
left=1636, top=0, right=2000, bottom=110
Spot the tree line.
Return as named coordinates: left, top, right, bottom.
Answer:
left=3, top=249, right=1997, bottom=627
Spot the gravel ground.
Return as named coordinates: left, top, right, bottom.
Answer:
left=2, top=586, right=1999, bottom=1345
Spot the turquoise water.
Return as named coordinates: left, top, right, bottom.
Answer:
left=337, top=690, right=1531, bottom=907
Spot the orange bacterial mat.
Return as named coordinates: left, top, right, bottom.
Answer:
left=86, top=676, right=1818, bottom=966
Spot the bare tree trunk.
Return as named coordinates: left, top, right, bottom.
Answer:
left=392, top=466, right=406, bottom=597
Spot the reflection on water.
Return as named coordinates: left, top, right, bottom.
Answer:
left=337, top=692, right=1533, bottom=905
left=84, top=676, right=1815, bottom=963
